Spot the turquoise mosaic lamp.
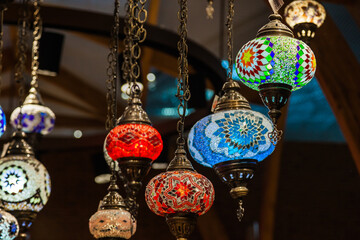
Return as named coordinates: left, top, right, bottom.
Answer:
left=235, top=12, right=316, bottom=125
left=188, top=81, right=276, bottom=221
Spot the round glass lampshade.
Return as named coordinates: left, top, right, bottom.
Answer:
left=0, top=106, right=6, bottom=138
left=89, top=208, right=136, bottom=239
left=235, top=36, right=316, bottom=91
left=0, top=208, right=19, bottom=240
left=105, top=123, right=163, bottom=161
left=145, top=170, right=215, bottom=216
left=0, top=155, right=51, bottom=212
left=188, top=109, right=275, bottom=168
left=284, top=0, right=326, bottom=29
left=10, top=104, right=55, bottom=135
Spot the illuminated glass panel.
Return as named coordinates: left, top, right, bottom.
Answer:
left=0, top=106, right=5, bottom=138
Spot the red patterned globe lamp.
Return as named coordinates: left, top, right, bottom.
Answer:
left=105, top=90, right=163, bottom=198
left=145, top=146, right=215, bottom=240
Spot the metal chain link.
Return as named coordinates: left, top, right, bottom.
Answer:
left=129, top=0, right=146, bottom=96
left=226, top=0, right=234, bottom=81
left=0, top=7, right=4, bottom=98
left=105, top=0, right=120, bottom=131
left=176, top=0, right=191, bottom=147
left=121, top=0, right=133, bottom=93
left=15, top=0, right=30, bottom=105
left=30, top=0, right=42, bottom=89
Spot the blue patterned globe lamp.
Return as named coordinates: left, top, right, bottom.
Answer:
left=284, top=0, right=326, bottom=44
left=89, top=174, right=136, bottom=240
left=0, top=130, right=51, bottom=239
left=0, top=203, right=19, bottom=240
left=188, top=80, right=276, bottom=221
left=0, top=106, right=6, bottom=138
left=235, top=13, right=316, bottom=127
left=10, top=87, right=55, bottom=136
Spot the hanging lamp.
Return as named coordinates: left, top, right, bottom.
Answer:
left=10, top=0, right=55, bottom=135
left=284, top=0, right=326, bottom=44
left=104, top=0, right=163, bottom=210
left=89, top=166, right=136, bottom=239
left=0, top=0, right=12, bottom=137
left=0, top=202, right=19, bottom=240
left=0, top=130, right=51, bottom=239
left=188, top=0, right=275, bottom=221
left=145, top=0, right=215, bottom=239
left=235, top=0, right=316, bottom=127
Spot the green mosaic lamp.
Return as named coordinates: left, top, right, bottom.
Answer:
left=235, top=12, right=316, bottom=126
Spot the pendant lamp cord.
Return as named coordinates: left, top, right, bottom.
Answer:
left=14, top=0, right=30, bottom=105
left=30, top=0, right=42, bottom=90
left=105, top=0, right=120, bottom=131
left=176, top=0, right=190, bottom=148
left=226, top=0, right=234, bottom=82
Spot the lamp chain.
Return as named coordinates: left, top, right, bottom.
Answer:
left=226, top=0, right=234, bottom=82
left=30, top=0, right=42, bottom=90
left=105, top=0, right=120, bottom=131
left=121, top=0, right=133, bottom=91
left=176, top=0, right=190, bottom=147
left=15, top=0, right=30, bottom=105
left=0, top=7, right=4, bottom=98
left=129, top=0, right=147, bottom=96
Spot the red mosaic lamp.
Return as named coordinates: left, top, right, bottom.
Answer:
left=105, top=90, right=163, bottom=198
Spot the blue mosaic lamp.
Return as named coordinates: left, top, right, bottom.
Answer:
left=188, top=80, right=275, bottom=221
left=235, top=13, right=316, bottom=125
left=0, top=106, right=6, bottom=138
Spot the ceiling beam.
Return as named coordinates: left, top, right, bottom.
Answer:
left=311, top=15, right=360, bottom=173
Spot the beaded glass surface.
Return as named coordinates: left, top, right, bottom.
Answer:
left=0, top=155, right=51, bottom=212
left=10, top=105, right=55, bottom=135
left=106, top=123, right=163, bottom=161
left=235, top=36, right=316, bottom=91
left=188, top=110, right=275, bottom=168
left=284, top=0, right=326, bottom=28
left=145, top=170, right=215, bottom=216
left=89, top=209, right=136, bottom=239
left=0, top=106, right=6, bottom=138
left=0, top=209, right=19, bottom=240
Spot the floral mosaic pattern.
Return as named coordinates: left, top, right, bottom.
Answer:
left=0, top=155, right=51, bottom=212
left=188, top=110, right=275, bottom=168
left=145, top=170, right=215, bottom=216
left=235, top=36, right=316, bottom=91
left=10, top=104, right=55, bottom=135
left=0, top=106, right=6, bottom=138
left=284, top=0, right=326, bottom=28
left=106, top=123, right=163, bottom=161
left=0, top=209, right=19, bottom=240
left=89, top=209, right=136, bottom=239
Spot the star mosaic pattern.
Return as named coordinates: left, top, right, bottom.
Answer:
left=106, top=123, right=163, bottom=161
left=10, top=104, right=55, bottom=135
left=89, top=209, right=136, bottom=239
left=0, top=106, right=6, bottom=138
left=145, top=170, right=215, bottom=216
left=0, top=209, right=19, bottom=240
left=0, top=155, right=51, bottom=212
left=235, top=36, right=316, bottom=91
left=284, top=0, right=326, bottom=28
left=188, top=110, right=275, bottom=168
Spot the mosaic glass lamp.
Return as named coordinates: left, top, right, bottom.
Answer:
left=89, top=175, right=136, bottom=240
left=188, top=81, right=275, bottom=220
left=105, top=91, right=163, bottom=197
left=0, top=106, right=6, bottom=138
left=0, top=130, right=51, bottom=238
left=10, top=87, right=55, bottom=135
left=0, top=205, right=19, bottom=240
left=284, top=0, right=326, bottom=43
left=235, top=13, right=316, bottom=124
left=145, top=147, right=215, bottom=240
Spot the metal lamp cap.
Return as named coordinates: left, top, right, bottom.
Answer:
left=256, top=13, right=294, bottom=38
left=117, top=91, right=151, bottom=126
left=5, top=130, right=35, bottom=157
left=167, top=147, right=195, bottom=172
left=23, top=87, right=44, bottom=106
left=100, top=177, right=127, bottom=210
left=214, top=81, right=251, bottom=112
